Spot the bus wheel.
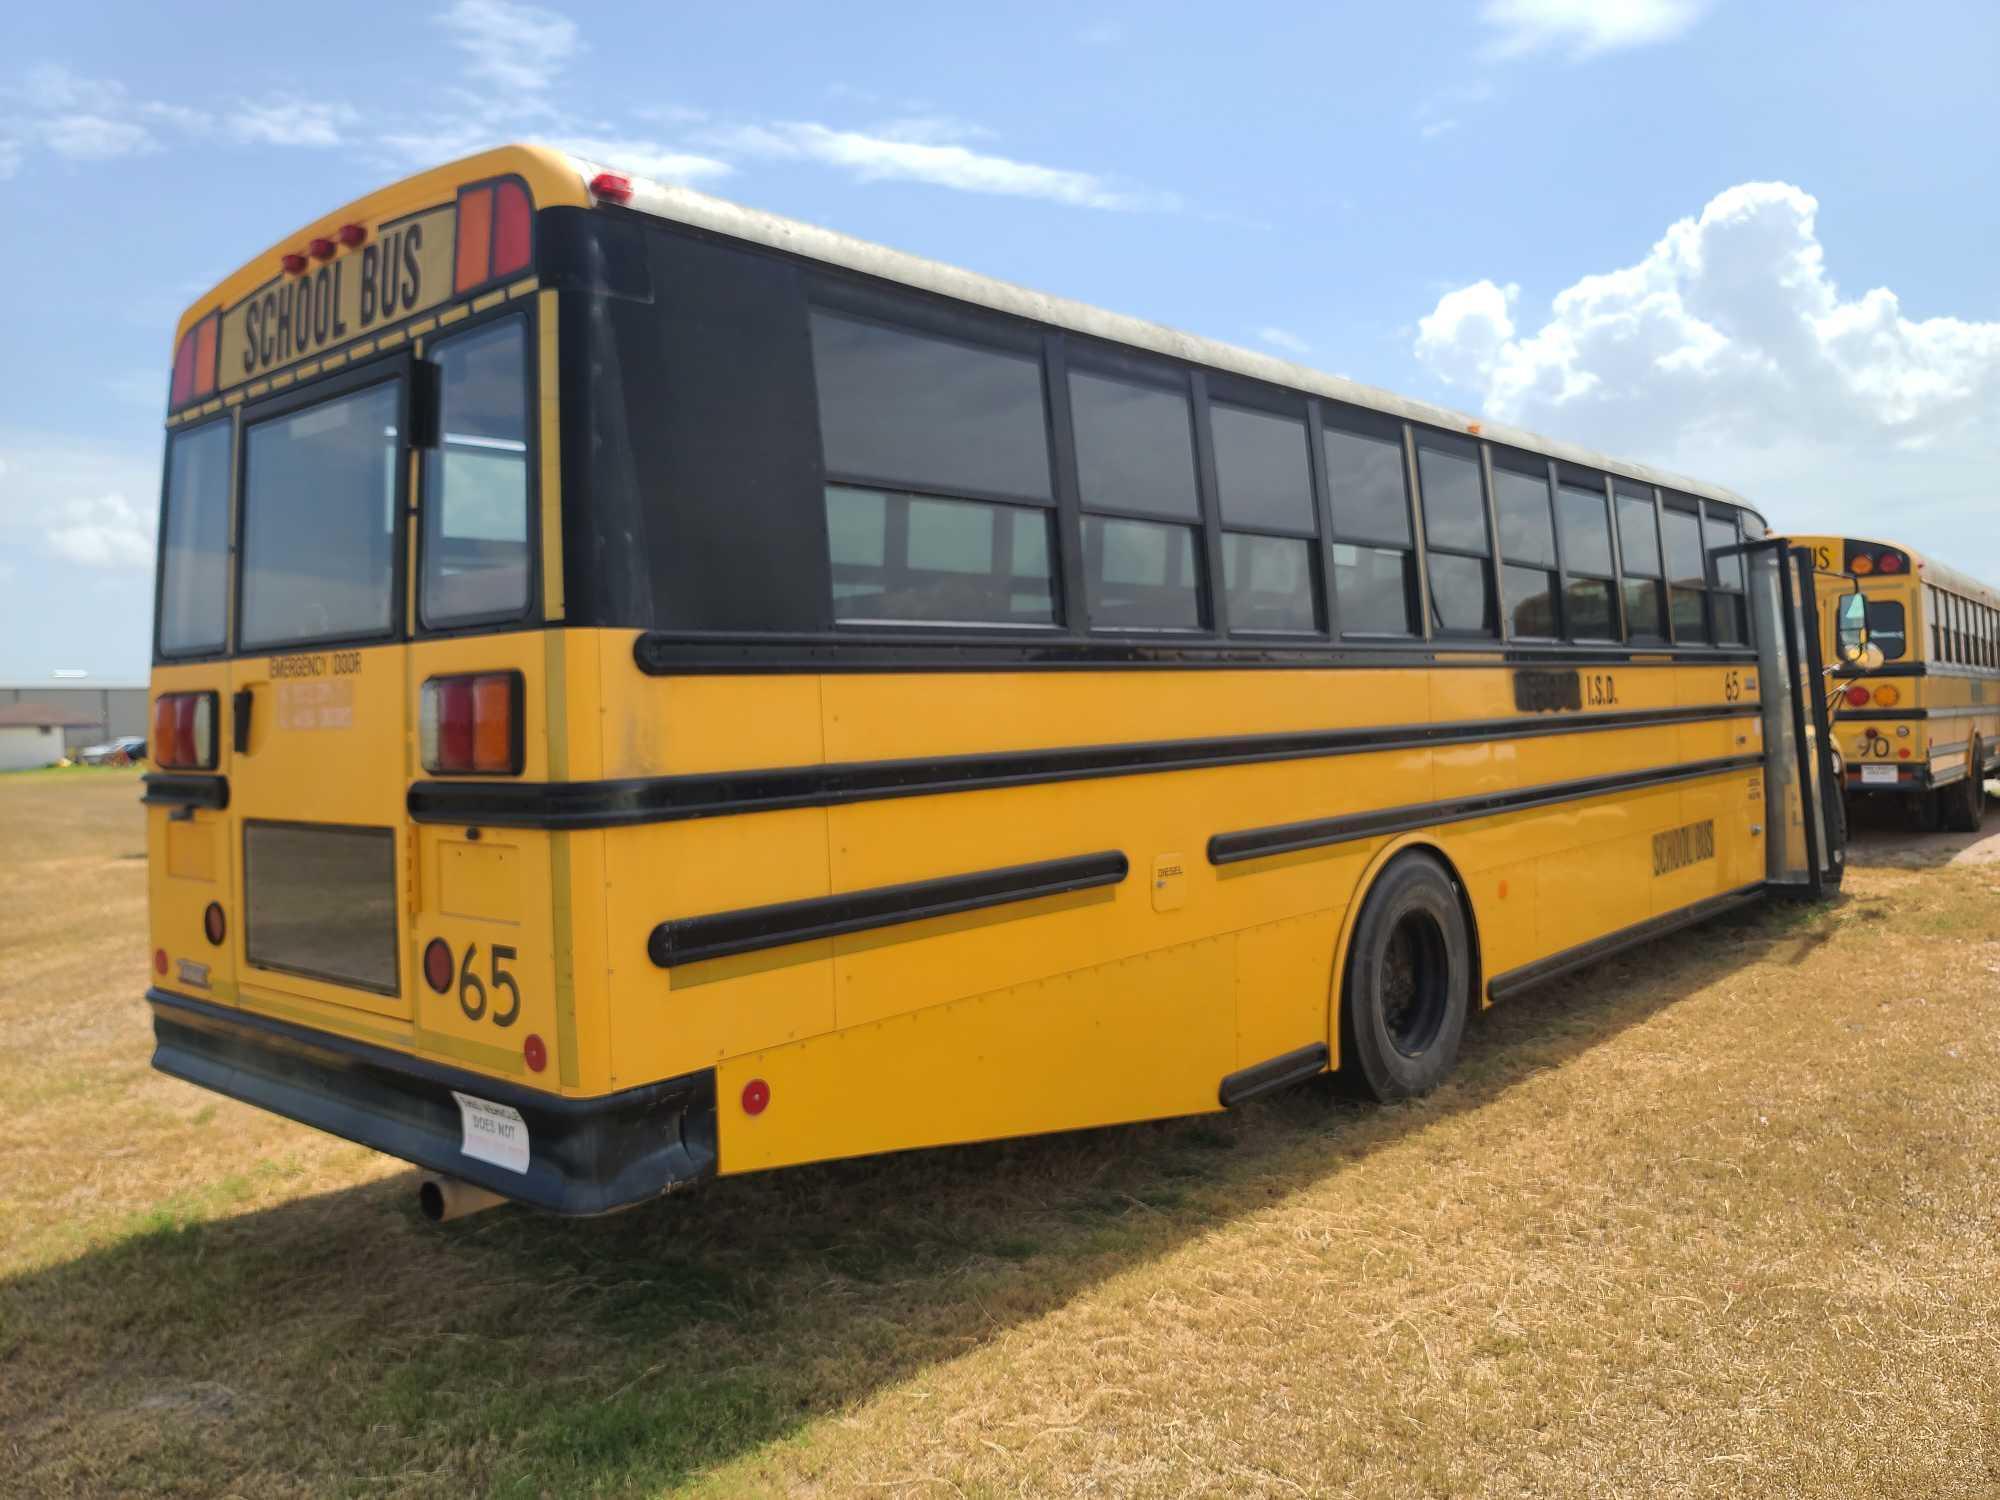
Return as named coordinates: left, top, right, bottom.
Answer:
left=1943, top=739, right=1987, bottom=833
left=1337, top=852, right=1471, bottom=1102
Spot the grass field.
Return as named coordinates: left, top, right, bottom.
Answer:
left=2, top=774, right=1997, bottom=1498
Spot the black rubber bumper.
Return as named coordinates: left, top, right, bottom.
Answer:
left=147, top=988, right=717, bottom=1215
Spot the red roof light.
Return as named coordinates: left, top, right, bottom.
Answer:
left=281, top=252, right=308, bottom=275
left=589, top=172, right=633, bottom=205
left=309, top=237, right=336, bottom=261
left=337, top=222, right=368, bottom=248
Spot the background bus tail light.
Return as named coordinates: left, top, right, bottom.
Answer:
left=1872, top=684, right=1901, bottom=707
left=1843, top=684, right=1871, bottom=707
left=151, top=692, right=218, bottom=769
left=420, top=672, right=522, bottom=775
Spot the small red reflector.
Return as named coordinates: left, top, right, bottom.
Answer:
left=741, top=1079, right=770, bottom=1116
left=337, top=222, right=367, bottom=248
left=309, top=237, right=336, bottom=261
left=281, top=252, right=308, bottom=275
left=589, top=172, right=634, bottom=205
left=153, top=948, right=168, bottom=976
left=203, top=902, right=226, bottom=946
left=1844, top=684, right=1871, bottom=708
left=423, top=938, right=454, bottom=994
left=523, top=1033, right=547, bottom=1073
left=1898, top=748, right=1911, bottom=759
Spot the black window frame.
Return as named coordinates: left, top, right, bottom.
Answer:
left=1065, top=345, right=1214, bottom=635
left=804, top=289, right=1067, bottom=633
left=1204, top=374, right=1327, bottom=640
left=153, top=412, right=237, bottom=661
left=232, top=351, right=414, bottom=657
left=1319, top=403, right=1420, bottom=640
left=414, top=307, right=542, bottom=637
left=1612, top=482, right=1667, bottom=644
left=1412, top=430, right=1497, bottom=640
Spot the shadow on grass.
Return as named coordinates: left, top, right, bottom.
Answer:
left=0, top=899, right=1824, bottom=1498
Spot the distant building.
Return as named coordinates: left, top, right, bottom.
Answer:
left=0, top=703, right=108, bottom=771
left=0, top=684, right=148, bottom=751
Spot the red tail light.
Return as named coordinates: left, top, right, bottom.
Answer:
left=1876, top=553, right=1903, bottom=573
left=1843, top=684, right=1871, bottom=708
left=167, top=311, right=220, bottom=408
left=420, top=671, right=522, bottom=774
left=589, top=172, right=633, bottom=205
left=150, top=692, right=218, bottom=769
left=492, top=180, right=532, bottom=277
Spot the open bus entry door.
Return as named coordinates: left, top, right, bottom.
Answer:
left=1736, top=539, right=1844, bottom=896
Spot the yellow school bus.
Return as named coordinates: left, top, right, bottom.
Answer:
left=144, top=146, right=1842, bottom=1216
left=1799, top=535, right=1998, bottom=831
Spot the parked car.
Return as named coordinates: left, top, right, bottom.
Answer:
left=78, top=736, right=146, bottom=766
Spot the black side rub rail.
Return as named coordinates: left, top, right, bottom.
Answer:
left=411, top=703, right=1761, bottom=831
left=147, top=988, right=716, bottom=1215
left=649, top=850, right=1129, bottom=968
left=1218, top=1042, right=1330, bottom=1108
left=141, top=773, right=230, bottom=811
left=1486, top=885, right=1765, bottom=1003
left=1209, top=752, right=1765, bottom=865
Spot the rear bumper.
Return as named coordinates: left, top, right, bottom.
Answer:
left=147, top=988, right=717, bottom=1215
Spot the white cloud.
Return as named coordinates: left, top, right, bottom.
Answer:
left=226, top=99, right=358, bottom=148
left=1481, top=0, right=1711, bottom=59
left=38, top=112, right=157, bottom=160
left=1256, top=326, right=1313, bottom=356
left=0, top=429, right=160, bottom=570
left=544, top=135, right=732, bottom=185
left=713, top=119, right=1178, bottom=211
left=441, top=0, right=581, bottom=94
left=47, top=493, right=154, bottom=569
left=1412, top=181, right=2000, bottom=580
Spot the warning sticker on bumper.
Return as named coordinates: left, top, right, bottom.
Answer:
left=452, top=1091, right=530, bottom=1175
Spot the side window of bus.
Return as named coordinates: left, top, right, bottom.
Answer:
left=1322, top=411, right=1418, bottom=636
left=421, top=316, right=532, bottom=628
left=1660, top=503, right=1708, bottom=643
left=1615, top=487, right=1666, bottom=641
left=809, top=309, right=1057, bottom=627
left=1491, top=455, right=1558, bottom=639
left=158, top=418, right=233, bottom=656
left=1865, top=599, right=1907, bottom=660
left=1414, top=435, right=1496, bottom=637
left=1556, top=476, right=1619, bottom=641
left=1210, top=400, right=1322, bottom=635
left=1703, top=509, right=1747, bottom=645
left=1069, top=367, right=1205, bottom=631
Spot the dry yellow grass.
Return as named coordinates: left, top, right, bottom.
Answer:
left=2, top=772, right=1997, bottom=1498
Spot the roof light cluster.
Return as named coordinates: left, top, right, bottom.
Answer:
left=279, top=223, right=369, bottom=277
left=1845, top=544, right=1910, bottom=577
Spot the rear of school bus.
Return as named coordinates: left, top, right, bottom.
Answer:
left=144, top=147, right=710, bottom=1214
left=1802, top=534, right=1997, bottom=821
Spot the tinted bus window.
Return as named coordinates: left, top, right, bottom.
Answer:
left=157, top=419, right=233, bottom=656
left=1493, top=462, right=1556, bottom=639
left=810, top=312, right=1052, bottom=501
left=1084, top=514, right=1204, bottom=629
left=1322, top=421, right=1412, bottom=547
left=421, top=317, right=532, bottom=627
left=1069, top=370, right=1200, bottom=520
left=1210, top=402, right=1314, bottom=533
left=827, top=486, right=1057, bottom=626
left=1661, top=505, right=1707, bottom=642
left=1223, top=532, right=1319, bottom=634
left=239, top=381, right=401, bottom=650
left=1866, top=599, right=1907, bottom=660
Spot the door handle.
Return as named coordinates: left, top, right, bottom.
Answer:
left=233, top=688, right=253, bottom=754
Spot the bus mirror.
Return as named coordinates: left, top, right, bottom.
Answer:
left=1835, top=584, right=1869, bottom=663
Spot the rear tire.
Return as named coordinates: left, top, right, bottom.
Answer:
left=1943, top=738, right=1987, bottom=833
left=1337, top=852, right=1472, bottom=1102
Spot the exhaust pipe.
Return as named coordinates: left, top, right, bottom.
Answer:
left=418, top=1175, right=507, bottom=1223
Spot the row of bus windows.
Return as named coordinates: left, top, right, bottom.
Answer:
left=1929, top=585, right=2000, bottom=669
left=808, top=306, right=1751, bottom=644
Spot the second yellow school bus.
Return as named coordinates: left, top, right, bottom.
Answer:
left=143, top=146, right=1841, bottom=1215
left=1801, top=534, right=1998, bottom=831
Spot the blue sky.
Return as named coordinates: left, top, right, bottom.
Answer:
left=3, top=0, right=1997, bottom=683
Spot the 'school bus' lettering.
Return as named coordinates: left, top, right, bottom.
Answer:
left=143, top=144, right=1847, bottom=1220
